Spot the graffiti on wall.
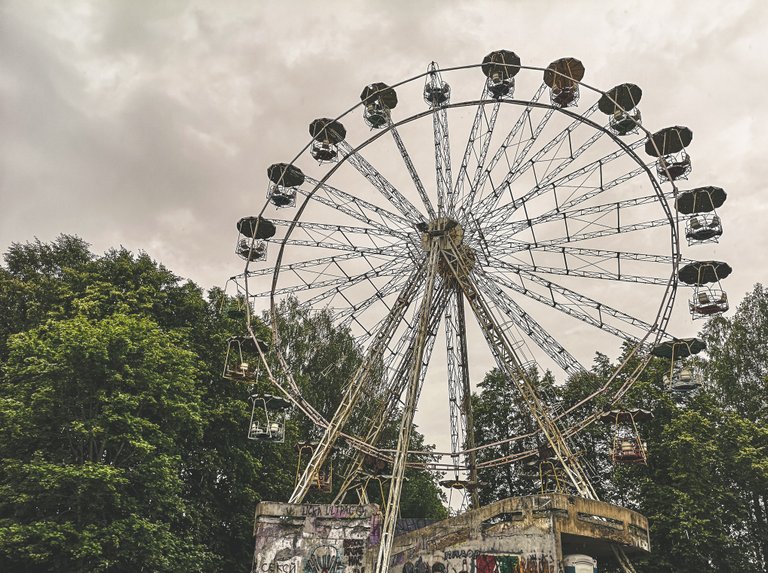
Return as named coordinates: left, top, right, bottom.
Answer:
left=298, top=505, right=374, bottom=519
left=257, top=558, right=300, bottom=573
left=343, top=539, right=365, bottom=573
left=259, top=542, right=363, bottom=573
left=304, top=545, right=343, bottom=573
left=261, top=542, right=366, bottom=573
left=400, top=553, right=554, bottom=573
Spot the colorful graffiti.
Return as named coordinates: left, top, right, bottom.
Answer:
left=401, top=554, right=554, bottom=573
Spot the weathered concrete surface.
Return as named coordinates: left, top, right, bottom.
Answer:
left=253, top=502, right=381, bottom=573
left=252, top=495, right=649, bottom=573
left=379, top=494, right=649, bottom=571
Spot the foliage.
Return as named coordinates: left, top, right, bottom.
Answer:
left=471, top=287, right=768, bottom=572
left=266, top=297, right=447, bottom=519
left=0, top=235, right=448, bottom=572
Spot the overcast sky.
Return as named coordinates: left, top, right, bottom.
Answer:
left=2, top=0, right=764, bottom=295
left=2, top=0, right=766, bottom=461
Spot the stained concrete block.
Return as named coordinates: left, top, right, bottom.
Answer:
left=252, top=495, right=649, bottom=573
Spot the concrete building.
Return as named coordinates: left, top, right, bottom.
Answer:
left=252, top=494, right=649, bottom=572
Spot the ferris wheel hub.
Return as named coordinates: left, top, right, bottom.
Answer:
left=418, top=217, right=463, bottom=244
left=418, top=217, right=477, bottom=280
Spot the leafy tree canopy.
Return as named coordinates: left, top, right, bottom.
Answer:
left=472, top=286, right=768, bottom=572
left=0, top=235, right=447, bottom=572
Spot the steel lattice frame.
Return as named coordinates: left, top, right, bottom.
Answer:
left=234, top=58, right=698, bottom=573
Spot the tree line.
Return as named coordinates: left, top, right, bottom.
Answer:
left=474, top=284, right=768, bottom=572
left=0, top=236, right=444, bottom=572
left=0, top=236, right=765, bottom=572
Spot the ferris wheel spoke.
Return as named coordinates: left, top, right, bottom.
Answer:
left=244, top=250, right=394, bottom=278
left=334, top=282, right=451, bottom=504
left=263, top=256, right=413, bottom=300
left=483, top=261, right=659, bottom=340
left=277, top=236, right=416, bottom=258
left=487, top=243, right=680, bottom=275
left=486, top=217, right=673, bottom=260
left=461, top=84, right=548, bottom=213
left=492, top=259, right=670, bottom=286
left=444, top=289, right=477, bottom=502
left=337, top=140, right=425, bottom=223
left=433, top=103, right=453, bottom=217
left=390, top=124, right=437, bottom=218
left=424, top=62, right=454, bottom=217
left=473, top=267, right=584, bottom=375
left=482, top=191, right=674, bottom=240
left=470, top=102, right=603, bottom=222
left=290, top=259, right=429, bottom=504
left=531, top=246, right=686, bottom=267
left=272, top=218, right=408, bottom=248
left=453, top=86, right=499, bottom=211
left=302, top=176, right=414, bottom=235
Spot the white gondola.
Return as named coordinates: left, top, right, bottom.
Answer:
left=689, top=287, right=728, bottom=319
left=267, top=186, right=296, bottom=208
left=657, top=151, right=692, bottom=182
left=223, top=336, right=250, bottom=379
left=248, top=394, right=290, bottom=443
left=222, top=335, right=269, bottom=380
left=685, top=214, right=722, bottom=245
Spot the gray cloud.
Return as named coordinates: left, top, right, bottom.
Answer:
left=2, top=0, right=765, bottom=454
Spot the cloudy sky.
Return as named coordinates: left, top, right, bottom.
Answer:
left=2, top=0, right=766, bottom=459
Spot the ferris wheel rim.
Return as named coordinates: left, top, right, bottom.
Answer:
left=244, top=59, right=685, bottom=477
left=266, top=97, right=679, bottom=354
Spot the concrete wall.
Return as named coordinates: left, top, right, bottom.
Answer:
left=251, top=496, right=649, bottom=573
left=379, top=496, right=560, bottom=573
left=378, top=495, right=649, bottom=572
left=253, top=502, right=381, bottom=573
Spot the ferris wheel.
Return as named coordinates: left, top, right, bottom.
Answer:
left=230, top=51, right=728, bottom=572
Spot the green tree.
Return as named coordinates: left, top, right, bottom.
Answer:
left=472, top=367, right=561, bottom=505
left=0, top=237, right=241, bottom=571
left=0, top=236, right=449, bottom=572
left=0, top=314, right=213, bottom=572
